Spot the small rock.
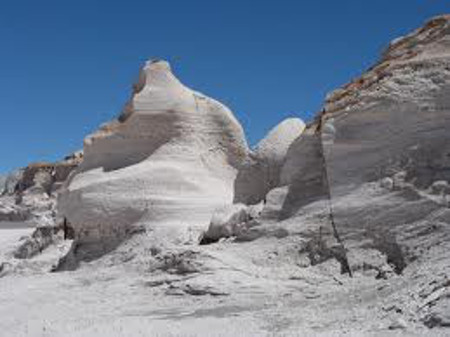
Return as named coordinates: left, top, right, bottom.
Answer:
left=388, top=318, right=408, bottom=330
left=424, top=313, right=450, bottom=328
left=380, top=177, right=394, bottom=190
left=393, top=171, right=407, bottom=190
left=431, top=180, right=449, bottom=195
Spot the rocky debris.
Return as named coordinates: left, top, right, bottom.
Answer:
left=0, top=153, right=82, bottom=230
left=151, top=250, right=204, bottom=275
left=1, top=169, right=24, bottom=195
left=13, top=225, right=62, bottom=259
left=415, top=275, right=450, bottom=328
left=388, top=318, right=408, bottom=330
left=279, top=125, right=329, bottom=219
left=200, top=203, right=263, bottom=244
left=166, top=283, right=229, bottom=297
left=380, top=177, right=394, bottom=190
left=234, top=118, right=305, bottom=205
left=0, top=197, right=30, bottom=222
left=299, top=228, right=352, bottom=275
left=430, top=180, right=450, bottom=195
left=14, top=156, right=81, bottom=196
left=234, top=224, right=289, bottom=242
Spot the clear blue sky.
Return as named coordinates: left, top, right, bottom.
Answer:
left=0, top=0, right=448, bottom=173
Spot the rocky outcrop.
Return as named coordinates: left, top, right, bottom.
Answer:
left=309, top=16, right=450, bottom=282
left=200, top=202, right=263, bottom=243
left=15, top=154, right=82, bottom=195
left=0, top=198, right=30, bottom=222
left=0, top=153, right=82, bottom=228
left=322, top=15, right=450, bottom=189
left=1, top=170, right=23, bottom=195
left=58, top=60, right=250, bottom=244
left=270, top=15, right=450, bottom=220
left=234, top=118, right=305, bottom=205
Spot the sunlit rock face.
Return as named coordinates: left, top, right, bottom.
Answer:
left=233, top=118, right=305, bottom=205
left=275, top=15, right=450, bottom=220
left=269, top=15, right=450, bottom=294
left=317, top=16, right=450, bottom=290
left=58, top=60, right=249, bottom=243
left=323, top=15, right=450, bottom=191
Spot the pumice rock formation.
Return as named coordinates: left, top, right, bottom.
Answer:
left=58, top=60, right=250, bottom=245
left=2, top=15, right=450, bottom=337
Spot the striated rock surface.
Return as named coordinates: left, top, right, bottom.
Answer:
left=234, top=118, right=305, bottom=205
left=323, top=14, right=450, bottom=188
left=58, top=60, right=249, bottom=245
left=274, top=15, right=450, bottom=219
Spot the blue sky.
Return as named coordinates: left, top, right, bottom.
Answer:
left=0, top=0, right=448, bottom=173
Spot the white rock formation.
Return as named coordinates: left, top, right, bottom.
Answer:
left=254, top=118, right=305, bottom=164
left=58, top=60, right=249, bottom=244
left=2, top=15, right=450, bottom=337
left=234, top=118, right=305, bottom=205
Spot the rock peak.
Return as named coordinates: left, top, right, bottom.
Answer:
left=382, top=13, right=450, bottom=63
left=144, top=59, right=172, bottom=71
left=324, top=14, right=450, bottom=114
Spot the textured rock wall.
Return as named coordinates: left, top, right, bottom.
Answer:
left=323, top=15, right=450, bottom=191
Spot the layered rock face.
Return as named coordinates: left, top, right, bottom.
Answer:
left=313, top=15, right=450, bottom=280
left=323, top=15, right=450, bottom=190
left=275, top=15, right=450, bottom=219
left=58, top=60, right=249, bottom=244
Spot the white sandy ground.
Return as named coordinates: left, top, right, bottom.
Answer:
left=1, top=184, right=449, bottom=337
